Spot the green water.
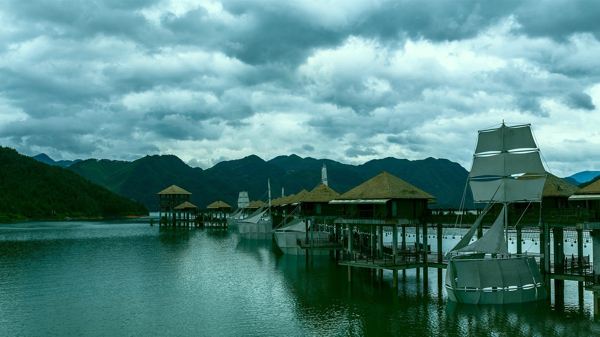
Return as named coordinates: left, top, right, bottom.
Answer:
left=1, top=218, right=599, bottom=336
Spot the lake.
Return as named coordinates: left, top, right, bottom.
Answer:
left=1, top=217, right=599, bottom=336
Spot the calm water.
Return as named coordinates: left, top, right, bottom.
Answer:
left=1, top=218, right=599, bottom=336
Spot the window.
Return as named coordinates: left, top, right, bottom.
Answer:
left=316, top=204, right=322, bottom=215
left=392, top=201, right=397, bottom=217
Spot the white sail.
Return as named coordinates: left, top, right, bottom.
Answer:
left=452, top=206, right=509, bottom=256
left=475, top=124, right=537, bottom=153
left=239, top=209, right=268, bottom=224
left=469, top=123, right=546, bottom=204
left=237, top=191, right=250, bottom=209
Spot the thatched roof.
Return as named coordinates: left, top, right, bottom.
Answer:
left=271, top=197, right=282, bottom=207
left=175, top=201, right=197, bottom=209
left=576, top=178, right=600, bottom=195
left=158, top=185, right=192, bottom=195
left=543, top=173, right=579, bottom=197
left=278, top=193, right=295, bottom=206
left=290, top=189, right=310, bottom=204
left=248, top=200, right=265, bottom=208
left=302, top=183, right=341, bottom=203
left=207, top=200, right=232, bottom=209
left=335, top=171, right=436, bottom=200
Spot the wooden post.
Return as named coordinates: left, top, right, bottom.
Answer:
left=437, top=223, right=442, bottom=264
left=378, top=226, right=383, bottom=258
left=517, top=226, right=522, bottom=255
left=423, top=223, right=428, bottom=265
left=416, top=225, right=420, bottom=263
left=392, top=224, right=398, bottom=265
left=553, top=226, right=565, bottom=305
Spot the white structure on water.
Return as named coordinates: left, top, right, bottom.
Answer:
left=445, top=122, right=548, bottom=304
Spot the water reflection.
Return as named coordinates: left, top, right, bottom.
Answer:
left=1, top=221, right=600, bottom=336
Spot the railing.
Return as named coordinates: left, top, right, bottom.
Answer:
left=296, top=237, right=342, bottom=248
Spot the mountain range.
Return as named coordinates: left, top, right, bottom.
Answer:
left=566, top=171, right=600, bottom=185
left=59, top=154, right=472, bottom=212
left=32, top=152, right=598, bottom=213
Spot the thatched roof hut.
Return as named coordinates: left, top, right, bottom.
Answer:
left=248, top=200, right=265, bottom=209
left=330, top=171, right=435, bottom=220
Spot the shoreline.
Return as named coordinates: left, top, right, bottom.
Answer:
left=0, top=214, right=149, bottom=224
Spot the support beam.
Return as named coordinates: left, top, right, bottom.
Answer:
left=593, top=229, right=600, bottom=285
left=437, top=223, right=443, bottom=264
left=517, top=226, right=522, bottom=255
left=392, top=224, right=398, bottom=264
left=423, top=224, right=428, bottom=265
left=378, top=226, right=383, bottom=258
left=553, top=226, right=565, bottom=314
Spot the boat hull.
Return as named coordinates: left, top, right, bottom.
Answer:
left=445, top=255, right=547, bottom=304
left=274, top=231, right=330, bottom=255
left=238, top=218, right=273, bottom=240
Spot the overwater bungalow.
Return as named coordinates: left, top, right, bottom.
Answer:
left=206, top=200, right=232, bottom=220
left=329, top=171, right=436, bottom=286
left=158, top=185, right=192, bottom=226
left=570, top=178, right=600, bottom=221
left=174, top=201, right=198, bottom=226
left=299, top=183, right=341, bottom=217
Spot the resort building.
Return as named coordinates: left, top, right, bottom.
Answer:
left=206, top=200, right=232, bottom=220
left=158, top=185, right=192, bottom=225
left=329, top=171, right=436, bottom=286
left=570, top=178, right=600, bottom=221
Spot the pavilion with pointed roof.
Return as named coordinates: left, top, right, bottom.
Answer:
left=158, top=184, right=192, bottom=226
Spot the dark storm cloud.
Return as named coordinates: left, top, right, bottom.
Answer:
left=345, top=146, right=378, bottom=158
left=514, top=1, right=600, bottom=42
left=301, top=144, right=314, bottom=152
left=352, top=1, right=517, bottom=42
left=565, top=92, right=595, bottom=111
left=0, top=0, right=598, bottom=175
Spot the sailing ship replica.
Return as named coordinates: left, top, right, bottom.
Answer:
left=445, top=122, right=548, bottom=304
left=227, top=191, right=250, bottom=228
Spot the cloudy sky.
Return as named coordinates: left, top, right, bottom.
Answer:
left=1, top=0, right=599, bottom=177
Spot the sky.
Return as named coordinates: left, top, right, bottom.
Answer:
left=0, top=0, right=599, bottom=177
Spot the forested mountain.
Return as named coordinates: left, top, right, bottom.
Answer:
left=32, top=153, right=81, bottom=167
left=0, top=147, right=148, bottom=221
left=66, top=153, right=473, bottom=211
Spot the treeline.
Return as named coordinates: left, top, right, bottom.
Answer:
left=0, top=147, right=148, bottom=221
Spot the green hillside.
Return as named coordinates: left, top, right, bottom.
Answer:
left=66, top=153, right=472, bottom=211
left=0, top=147, right=148, bottom=221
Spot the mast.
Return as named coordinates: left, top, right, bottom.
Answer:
left=268, top=179, right=271, bottom=214
left=502, top=121, right=508, bottom=247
